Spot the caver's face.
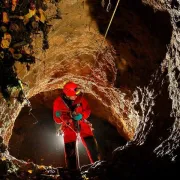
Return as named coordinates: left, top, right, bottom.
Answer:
left=67, top=95, right=77, bottom=101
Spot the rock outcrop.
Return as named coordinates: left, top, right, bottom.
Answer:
left=0, top=0, right=179, bottom=179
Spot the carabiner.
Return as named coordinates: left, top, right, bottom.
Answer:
left=106, top=0, right=112, bottom=12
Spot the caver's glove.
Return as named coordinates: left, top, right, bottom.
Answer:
left=72, top=113, right=83, bottom=121
left=55, top=111, right=61, bottom=118
left=56, top=123, right=63, bottom=136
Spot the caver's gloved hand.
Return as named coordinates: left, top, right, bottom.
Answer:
left=72, top=113, right=83, bottom=121
left=55, top=111, right=61, bottom=118
left=56, top=122, right=63, bottom=136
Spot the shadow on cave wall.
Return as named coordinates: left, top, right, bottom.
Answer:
left=104, top=68, right=179, bottom=179
left=87, top=0, right=172, bottom=92
left=8, top=94, right=126, bottom=167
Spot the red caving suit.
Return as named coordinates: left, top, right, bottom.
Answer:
left=53, top=95, right=93, bottom=143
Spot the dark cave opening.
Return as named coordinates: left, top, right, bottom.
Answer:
left=9, top=90, right=126, bottom=168
left=87, top=0, right=172, bottom=92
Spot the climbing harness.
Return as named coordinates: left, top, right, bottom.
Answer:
left=57, top=112, right=94, bottom=169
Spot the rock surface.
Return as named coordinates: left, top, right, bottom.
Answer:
left=0, top=0, right=180, bottom=179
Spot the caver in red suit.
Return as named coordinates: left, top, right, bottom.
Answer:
left=53, top=82, right=93, bottom=143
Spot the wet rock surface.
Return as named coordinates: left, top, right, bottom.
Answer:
left=0, top=0, right=179, bottom=179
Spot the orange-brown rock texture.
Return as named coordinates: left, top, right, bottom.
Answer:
left=0, top=0, right=137, bottom=145
left=0, top=0, right=180, bottom=179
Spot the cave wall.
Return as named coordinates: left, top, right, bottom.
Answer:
left=87, top=0, right=172, bottom=91
left=1, top=0, right=175, bottom=147
left=0, top=0, right=139, bottom=147
left=0, top=0, right=180, bottom=178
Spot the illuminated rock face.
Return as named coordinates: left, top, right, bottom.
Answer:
left=0, top=0, right=138, bottom=145
left=0, top=0, right=180, bottom=178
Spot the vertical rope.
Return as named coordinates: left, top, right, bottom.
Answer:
left=62, top=134, right=68, bottom=168
left=75, top=133, right=81, bottom=169
left=80, top=137, right=94, bottom=164
left=92, top=0, right=121, bottom=72
left=102, top=0, right=121, bottom=46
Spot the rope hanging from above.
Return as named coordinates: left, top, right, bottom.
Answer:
left=102, top=0, right=121, bottom=46
left=23, top=0, right=122, bottom=130
left=92, top=0, right=121, bottom=72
